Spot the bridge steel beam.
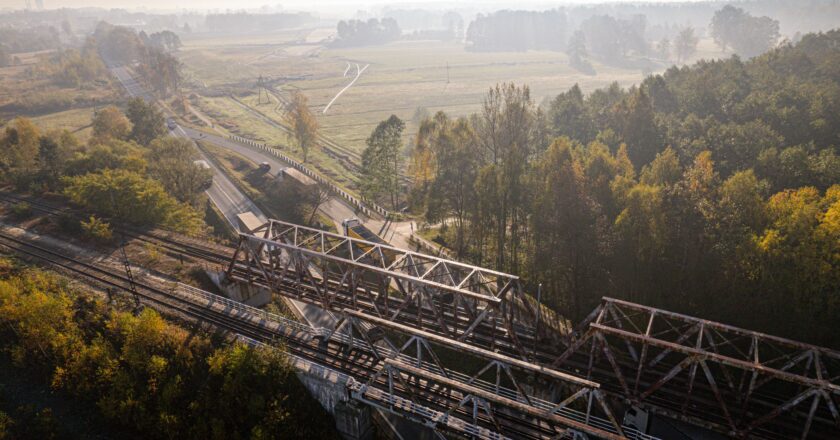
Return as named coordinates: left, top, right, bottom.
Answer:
left=338, top=308, right=661, bottom=440
left=225, top=219, right=544, bottom=360
left=551, top=297, right=840, bottom=440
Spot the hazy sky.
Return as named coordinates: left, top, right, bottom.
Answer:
left=2, top=0, right=709, bottom=13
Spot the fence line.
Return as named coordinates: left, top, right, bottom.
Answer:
left=227, top=134, right=390, bottom=220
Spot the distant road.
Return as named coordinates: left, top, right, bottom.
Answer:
left=110, top=66, right=264, bottom=227
left=107, top=62, right=431, bottom=437
left=180, top=126, right=359, bottom=228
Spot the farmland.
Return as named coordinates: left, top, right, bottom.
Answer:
left=177, top=28, right=726, bottom=196
left=178, top=29, right=726, bottom=159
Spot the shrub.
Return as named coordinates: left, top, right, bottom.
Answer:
left=80, top=215, right=113, bottom=242
left=62, top=169, right=203, bottom=235
left=10, top=202, right=31, bottom=218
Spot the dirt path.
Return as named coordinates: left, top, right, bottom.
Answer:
left=323, top=63, right=369, bottom=114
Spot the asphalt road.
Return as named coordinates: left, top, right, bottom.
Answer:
left=108, top=63, right=431, bottom=438
left=180, top=126, right=360, bottom=228
left=110, top=66, right=262, bottom=225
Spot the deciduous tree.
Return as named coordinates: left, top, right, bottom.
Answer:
left=126, top=98, right=166, bottom=146
left=673, top=27, right=699, bottom=63
left=361, top=115, right=405, bottom=210
left=92, top=106, right=131, bottom=142
left=146, top=137, right=212, bottom=206
left=710, top=5, right=779, bottom=58
left=285, top=91, right=319, bottom=163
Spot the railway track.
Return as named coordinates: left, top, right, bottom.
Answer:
left=1, top=192, right=828, bottom=439
left=0, top=222, right=631, bottom=440
left=0, top=192, right=233, bottom=266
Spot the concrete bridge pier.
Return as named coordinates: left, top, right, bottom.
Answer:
left=334, top=400, right=375, bottom=440
left=293, top=360, right=374, bottom=440
left=206, top=270, right=374, bottom=439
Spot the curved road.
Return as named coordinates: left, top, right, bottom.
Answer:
left=109, top=63, right=430, bottom=439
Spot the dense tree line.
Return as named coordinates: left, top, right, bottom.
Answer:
left=205, top=12, right=316, bottom=34
left=409, top=31, right=840, bottom=348
left=46, top=44, right=109, bottom=89
left=466, top=10, right=567, bottom=52
left=579, top=14, right=648, bottom=61
left=0, top=26, right=60, bottom=53
left=141, top=30, right=182, bottom=52
left=333, top=18, right=401, bottom=48
left=0, top=99, right=209, bottom=235
left=0, top=263, right=338, bottom=439
left=385, top=9, right=463, bottom=41
left=93, top=22, right=182, bottom=97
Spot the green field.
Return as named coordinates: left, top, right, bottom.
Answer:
left=0, top=49, right=118, bottom=142
left=30, top=107, right=96, bottom=141
left=178, top=29, right=728, bottom=187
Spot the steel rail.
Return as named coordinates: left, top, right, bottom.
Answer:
left=0, top=230, right=621, bottom=439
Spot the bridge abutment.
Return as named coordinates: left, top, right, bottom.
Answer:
left=334, top=400, right=375, bottom=440
left=207, top=270, right=375, bottom=439
left=291, top=358, right=374, bottom=440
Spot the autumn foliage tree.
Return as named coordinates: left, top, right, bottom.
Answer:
left=0, top=266, right=339, bottom=439
left=407, top=30, right=840, bottom=348
left=62, top=169, right=203, bottom=235
left=126, top=98, right=166, bottom=146
left=285, top=91, right=319, bottom=163
left=146, top=137, right=213, bottom=207
left=92, top=105, right=131, bottom=142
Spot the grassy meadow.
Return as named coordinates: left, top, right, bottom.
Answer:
left=180, top=29, right=727, bottom=157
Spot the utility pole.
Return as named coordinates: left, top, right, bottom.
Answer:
left=257, top=75, right=269, bottom=105
left=446, top=62, right=450, bottom=84
left=120, top=237, right=141, bottom=311
left=108, top=188, right=141, bottom=312
left=532, top=283, right=541, bottom=362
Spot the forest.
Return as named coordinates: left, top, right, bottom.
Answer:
left=0, top=260, right=337, bottom=439
left=332, top=18, right=402, bottom=48
left=1, top=98, right=210, bottom=237
left=465, top=5, right=781, bottom=68
left=406, top=30, right=840, bottom=348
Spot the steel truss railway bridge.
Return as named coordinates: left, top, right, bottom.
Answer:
left=223, top=219, right=839, bottom=440
left=0, top=191, right=836, bottom=440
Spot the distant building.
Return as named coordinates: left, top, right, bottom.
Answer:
left=35, top=0, right=44, bottom=9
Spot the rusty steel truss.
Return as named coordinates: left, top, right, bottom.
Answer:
left=551, top=297, right=840, bottom=439
left=336, top=308, right=653, bottom=440
left=224, top=219, right=840, bottom=439
left=225, top=219, right=545, bottom=359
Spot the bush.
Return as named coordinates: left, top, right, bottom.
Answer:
left=80, top=215, right=113, bottom=242
left=62, top=169, right=203, bottom=235
left=55, top=213, right=83, bottom=235
left=10, top=202, right=32, bottom=218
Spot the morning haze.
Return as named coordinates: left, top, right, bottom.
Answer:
left=0, top=1, right=839, bottom=440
